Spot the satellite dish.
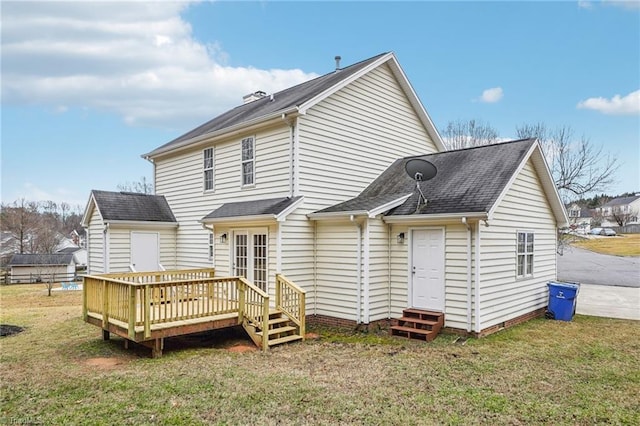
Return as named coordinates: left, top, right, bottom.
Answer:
left=404, top=159, right=437, bottom=212
left=405, top=159, right=437, bottom=181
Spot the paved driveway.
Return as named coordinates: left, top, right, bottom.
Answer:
left=557, top=246, right=639, bottom=288
left=557, top=246, right=639, bottom=320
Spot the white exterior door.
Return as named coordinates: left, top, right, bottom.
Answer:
left=233, top=230, right=268, bottom=291
left=411, top=228, right=445, bottom=311
left=131, top=232, right=159, bottom=272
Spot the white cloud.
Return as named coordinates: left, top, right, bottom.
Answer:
left=478, top=87, right=503, bottom=103
left=603, top=0, right=640, bottom=10
left=577, top=90, right=640, bottom=115
left=578, top=1, right=593, bottom=9
left=0, top=1, right=319, bottom=129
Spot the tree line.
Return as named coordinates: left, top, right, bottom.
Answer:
left=0, top=199, right=85, bottom=263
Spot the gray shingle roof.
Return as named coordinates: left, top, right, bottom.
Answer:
left=145, top=53, right=389, bottom=158
left=56, top=247, right=82, bottom=254
left=315, top=139, right=536, bottom=217
left=202, top=196, right=303, bottom=221
left=601, top=195, right=640, bottom=208
left=9, top=253, right=75, bottom=266
left=92, top=190, right=176, bottom=222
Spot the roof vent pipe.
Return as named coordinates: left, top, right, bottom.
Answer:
left=334, top=55, right=341, bottom=70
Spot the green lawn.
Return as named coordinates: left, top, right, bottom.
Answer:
left=1, top=284, right=639, bottom=425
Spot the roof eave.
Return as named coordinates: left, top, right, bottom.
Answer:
left=143, top=107, right=300, bottom=160
left=200, top=214, right=277, bottom=225
left=383, top=212, right=488, bottom=224
left=104, top=220, right=178, bottom=228
left=307, top=210, right=369, bottom=220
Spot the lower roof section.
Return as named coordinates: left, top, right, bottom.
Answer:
left=201, top=196, right=303, bottom=224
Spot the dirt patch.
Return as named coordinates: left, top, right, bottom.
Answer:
left=84, top=357, right=128, bottom=369
left=226, top=344, right=257, bottom=353
left=305, top=332, right=320, bottom=340
left=0, top=324, right=25, bottom=337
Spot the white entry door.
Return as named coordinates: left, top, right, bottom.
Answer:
left=411, top=228, right=445, bottom=311
left=131, top=232, right=159, bottom=272
left=233, top=231, right=268, bottom=291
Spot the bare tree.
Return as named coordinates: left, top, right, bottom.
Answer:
left=442, top=119, right=500, bottom=150
left=0, top=199, right=39, bottom=254
left=118, top=176, right=154, bottom=194
left=515, top=123, right=617, bottom=200
left=609, top=207, right=638, bottom=227
left=33, top=214, right=64, bottom=296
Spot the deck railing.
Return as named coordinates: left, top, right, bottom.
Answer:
left=275, top=273, right=306, bottom=338
left=84, top=269, right=274, bottom=343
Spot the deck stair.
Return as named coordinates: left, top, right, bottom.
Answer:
left=245, top=310, right=303, bottom=348
left=390, top=309, right=444, bottom=342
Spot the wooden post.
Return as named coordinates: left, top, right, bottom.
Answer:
left=262, top=296, right=270, bottom=352
left=275, top=274, right=282, bottom=310
left=102, top=329, right=110, bottom=341
left=152, top=338, right=163, bottom=358
left=128, top=284, right=136, bottom=340
left=300, top=292, right=306, bottom=339
left=82, top=278, right=88, bottom=321
left=102, top=280, right=109, bottom=328
left=238, top=280, right=245, bottom=324
left=144, top=284, right=151, bottom=339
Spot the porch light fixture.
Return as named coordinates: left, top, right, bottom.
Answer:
left=397, top=232, right=405, bottom=244
left=220, top=233, right=227, bottom=244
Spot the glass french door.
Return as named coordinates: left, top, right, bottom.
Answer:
left=233, top=231, right=268, bottom=292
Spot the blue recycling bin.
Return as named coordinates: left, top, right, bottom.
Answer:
left=547, top=281, right=580, bottom=321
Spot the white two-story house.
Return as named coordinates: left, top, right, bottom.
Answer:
left=83, top=52, right=568, bottom=337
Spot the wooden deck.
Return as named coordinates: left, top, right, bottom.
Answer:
left=83, top=269, right=305, bottom=357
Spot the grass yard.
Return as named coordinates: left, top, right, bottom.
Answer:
left=1, top=284, right=639, bottom=425
left=572, top=234, right=640, bottom=257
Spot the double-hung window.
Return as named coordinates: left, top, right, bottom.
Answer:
left=241, top=137, right=254, bottom=186
left=203, top=148, right=214, bottom=191
left=516, top=231, right=534, bottom=278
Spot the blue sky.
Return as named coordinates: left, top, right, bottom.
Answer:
left=2, top=0, right=639, bottom=208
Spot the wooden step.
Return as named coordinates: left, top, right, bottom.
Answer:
left=266, top=317, right=291, bottom=328
left=268, top=334, right=303, bottom=347
left=403, top=308, right=443, bottom=320
left=390, top=325, right=438, bottom=342
left=257, top=325, right=297, bottom=337
left=398, top=317, right=439, bottom=327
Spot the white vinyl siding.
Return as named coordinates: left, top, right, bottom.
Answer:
left=105, top=227, right=177, bottom=273
left=282, top=63, right=441, bottom=303
left=314, top=221, right=359, bottom=321
left=154, top=124, right=290, bottom=269
left=87, top=208, right=104, bottom=274
left=479, top=159, right=558, bottom=330
left=388, top=222, right=476, bottom=330
left=298, top=63, right=439, bottom=213
left=367, top=218, right=391, bottom=322
left=203, top=148, right=214, bottom=191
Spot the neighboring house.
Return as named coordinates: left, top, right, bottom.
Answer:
left=8, top=253, right=76, bottom=284
left=566, top=203, right=592, bottom=232
left=56, top=246, right=88, bottom=268
left=84, top=52, right=568, bottom=336
left=595, top=195, right=640, bottom=227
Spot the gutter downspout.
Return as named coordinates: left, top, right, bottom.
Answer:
left=461, top=217, right=472, bottom=332
left=293, top=117, right=300, bottom=197
left=475, top=221, right=482, bottom=333
left=351, top=215, right=362, bottom=323
left=388, top=223, right=392, bottom=319
left=284, top=114, right=294, bottom=198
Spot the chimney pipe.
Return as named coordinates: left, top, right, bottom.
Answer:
left=334, top=55, right=341, bottom=70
